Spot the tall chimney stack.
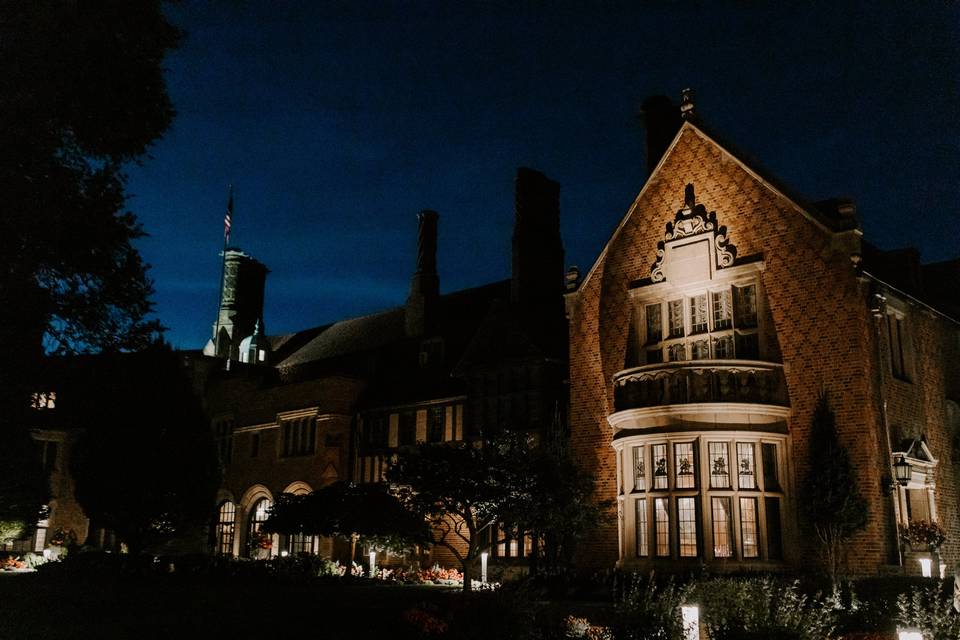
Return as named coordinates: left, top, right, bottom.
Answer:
left=511, top=168, right=564, bottom=317
left=640, top=95, right=683, bottom=175
left=405, top=210, right=440, bottom=337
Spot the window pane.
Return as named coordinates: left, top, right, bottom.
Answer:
left=712, top=289, right=732, bottom=330
left=733, top=284, right=758, bottom=328
left=711, top=497, right=734, bottom=558
left=713, top=335, right=734, bottom=359
left=646, top=304, right=662, bottom=344
left=428, top=406, right=444, bottom=442
left=740, top=497, right=759, bottom=558
left=654, top=498, right=670, bottom=557
left=399, top=411, right=416, bottom=445
left=668, top=343, right=686, bottom=362
left=709, top=442, right=730, bottom=488
left=737, top=443, right=756, bottom=489
left=636, top=498, right=648, bottom=557
left=690, top=295, right=708, bottom=334
left=761, top=443, right=780, bottom=491
left=674, top=442, right=696, bottom=489
left=668, top=300, right=685, bottom=338
left=217, top=502, right=236, bottom=555
left=677, top=497, right=698, bottom=557
left=765, top=497, right=783, bottom=560
left=632, top=446, right=645, bottom=491
left=691, top=339, right=710, bottom=360
left=652, top=444, right=668, bottom=489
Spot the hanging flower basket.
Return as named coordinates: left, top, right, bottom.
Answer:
left=900, top=520, right=946, bottom=550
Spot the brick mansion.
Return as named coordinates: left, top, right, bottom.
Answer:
left=22, top=92, right=960, bottom=578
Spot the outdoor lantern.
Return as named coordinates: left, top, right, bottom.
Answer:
left=893, top=455, right=912, bottom=486
left=481, top=551, right=488, bottom=584
left=368, top=550, right=376, bottom=577
left=897, top=629, right=922, bottom=640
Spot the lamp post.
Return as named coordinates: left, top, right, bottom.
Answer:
left=368, top=550, right=376, bottom=577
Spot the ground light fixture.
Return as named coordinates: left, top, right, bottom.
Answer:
left=480, top=552, right=488, bottom=583
left=368, top=551, right=376, bottom=577
left=897, top=628, right=923, bottom=640
left=680, top=604, right=700, bottom=640
left=918, top=557, right=932, bottom=578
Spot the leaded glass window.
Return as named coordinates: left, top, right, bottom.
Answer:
left=216, top=501, right=236, bottom=555
left=652, top=444, right=668, bottom=490
left=691, top=339, right=710, bottom=360
left=737, top=443, right=756, bottom=489
left=646, top=304, right=662, bottom=344
left=690, top=294, right=708, bottom=334
left=668, top=343, right=686, bottom=362
left=674, top=442, right=696, bottom=489
left=711, top=497, right=734, bottom=558
left=733, top=284, right=758, bottom=328
left=636, top=498, right=648, bottom=557
left=632, top=446, right=645, bottom=491
left=740, top=497, right=759, bottom=558
left=677, top=497, right=698, bottom=557
left=654, top=498, right=670, bottom=557
left=712, top=289, right=732, bottom=330
left=713, top=335, right=734, bottom=359
left=668, top=300, right=685, bottom=338
left=709, top=442, right=730, bottom=488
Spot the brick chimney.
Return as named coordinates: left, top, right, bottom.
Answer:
left=511, top=168, right=564, bottom=317
left=405, top=210, right=440, bottom=337
left=640, top=95, right=683, bottom=176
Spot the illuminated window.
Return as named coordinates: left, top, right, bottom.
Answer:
left=736, top=443, right=756, bottom=489
left=677, top=497, right=698, bottom=557
left=31, top=391, right=56, bottom=409
left=652, top=444, right=668, bottom=490
left=668, top=300, right=685, bottom=338
left=287, top=533, right=316, bottom=556
left=690, top=295, right=708, bottom=334
left=216, top=501, right=236, bottom=555
left=636, top=498, right=648, bottom=557
left=712, top=497, right=734, bottom=558
left=654, top=498, right=670, bottom=557
left=248, top=498, right=273, bottom=557
left=709, top=442, right=730, bottom=488
left=740, top=497, right=759, bottom=558
left=674, top=442, right=696, bottom=489
left=632, top=446, right=645, bottom=491
left=712, top=290, right=732, bottom=330
left=645, top=304, right=662, bottom=344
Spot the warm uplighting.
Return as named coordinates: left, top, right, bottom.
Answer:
left=893, top=455, right=912, bottom=486
left=897, top=629, right=923, bottom=640
left=680, top=604, right=700, bottom=640
left=480, top=551, right=488, bottom=584
left=368, top=550, right=376, bottom=577
left=918, top=557, right=932, bottom=578
left=280, top=550, right=289, bottom=557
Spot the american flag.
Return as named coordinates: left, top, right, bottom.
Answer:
left=224, top=186, right=233, bottom=244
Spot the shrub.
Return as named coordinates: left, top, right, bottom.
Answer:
left=613, top=572, right=691, bottom=640
left=691, top=576, right=836, bottom=640
left=896, top=582, right=960, bottom=640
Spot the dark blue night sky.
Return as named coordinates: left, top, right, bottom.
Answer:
left=125, top=2, right=960, bottom=349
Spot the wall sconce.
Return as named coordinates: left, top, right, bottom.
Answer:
left=893, top=455, right=912, bottom=486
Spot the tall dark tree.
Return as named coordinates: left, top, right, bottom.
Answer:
left=70, top=346, right=220, bottom=554
left=0, top=0, right=180, bottom=541
left=800, top=392, right=869, bottom=587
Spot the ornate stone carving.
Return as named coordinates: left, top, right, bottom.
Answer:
left=650, top=184, right=737, bottom=282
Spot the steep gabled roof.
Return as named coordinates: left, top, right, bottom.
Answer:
left=573, top=119, right=861, bottom=295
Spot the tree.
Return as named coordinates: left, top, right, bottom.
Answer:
left=0, top=429, right=49, bottom=546
left=0, top=0, right=180, bottom=535
left=264, top=482, right=431, bottom=562
left=387, top=435, right=537, bottom=593
left=800, top=392, right=868, bottom=587
left=70, top=346, right=220, bottom=554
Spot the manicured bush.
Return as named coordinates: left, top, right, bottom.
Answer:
left=896, top=581, right=960, bottom=640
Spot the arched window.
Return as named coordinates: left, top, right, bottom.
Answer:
left=247, top=498, right=273, bottom=557
left=215, top=501, right=236, bottom=555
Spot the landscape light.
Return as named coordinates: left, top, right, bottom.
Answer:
left=918, top=558, right=932, bottom=578
left=369, top=550, right=376, bottom=577
left=897, top=629, right=923, bottom=640
left=280, top=550, right=289, bottom=557
left=680, top=604, right=700, bottom=640
left=481, top=551, right=488, bottom=583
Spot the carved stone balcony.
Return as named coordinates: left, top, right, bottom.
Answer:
left=613, top=360, right=789, bottom=413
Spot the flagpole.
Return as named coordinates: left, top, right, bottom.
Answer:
left=213, top=185, right=232, bottom=358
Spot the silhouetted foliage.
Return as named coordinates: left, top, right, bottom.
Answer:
left=799, top=392, right=868, bottom=587
left=0, top=0, right=181, bottom=531
left=263, top=481, right=431, bottom=554
left=70, top=345, right=220, bottom=554
left=0, top=428, right=49, bottom=545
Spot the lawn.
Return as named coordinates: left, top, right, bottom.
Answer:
left=0, top=572, right=459, bottom=640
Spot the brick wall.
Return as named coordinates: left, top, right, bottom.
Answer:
left=568, top=122, right=911, bottom=573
